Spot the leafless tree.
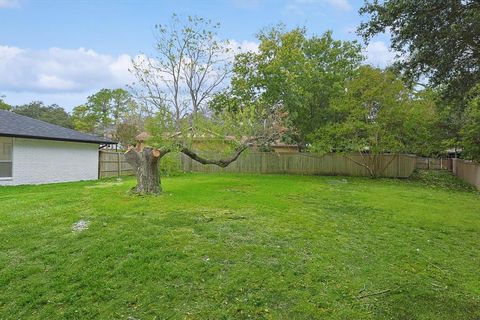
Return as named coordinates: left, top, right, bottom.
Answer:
left=130, top=15, right=232, bottom=127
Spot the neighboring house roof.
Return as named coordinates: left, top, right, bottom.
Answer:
left=0, top=110, right=116, bottom=144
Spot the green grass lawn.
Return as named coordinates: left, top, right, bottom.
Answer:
left=0, top=172, right=479, bottom=319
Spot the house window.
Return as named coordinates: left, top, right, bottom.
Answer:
left=0, top=137, right=12, bottom=178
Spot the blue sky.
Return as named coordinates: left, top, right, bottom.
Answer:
left=0, top=0, right=394, bottom=111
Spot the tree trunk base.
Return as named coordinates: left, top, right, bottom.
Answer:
left=129, top=182, right=162, bottom=195
left=124, top=147, right=162, bottom=195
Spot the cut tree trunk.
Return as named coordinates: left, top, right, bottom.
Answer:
left=124, top=147, right=162, bottom=195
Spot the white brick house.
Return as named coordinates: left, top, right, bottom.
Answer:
left=0, top=110, right=116, bottom=186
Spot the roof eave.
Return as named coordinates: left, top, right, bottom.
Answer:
left=0, top=133, right=117, bottom=145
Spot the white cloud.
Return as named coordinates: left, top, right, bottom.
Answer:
left=36, top=74, right=76, bottom=90
left=283, top=4, right=305, bottom=15
left=326, top=0, right=351, bottom=11
left=0, top=45, right=138, bottom=111
left=0, top=40, right=259, bottom=111
left=285, top=0, right=352, bottom=14
left=0, top=0, right=19, bottom=8
left=364, top=41, right=397, bottom=68
left=0, top=46, right=136, bottom=93
left=228, top=39, right=259, bottom=54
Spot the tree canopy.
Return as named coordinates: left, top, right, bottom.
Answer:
left=131, top=14, right=231, bottom=125
left=461, top=85, right=480, bottom=161
left=0, top=95, right=12, bottom=111
left=12, top=101, right=73, bottom=128
left=72, top=88, right=141, bottom=146
left=310, top=66, right=438, bottom=176
left=359, top=0, right=480, bottom=160
left=358, top=0, right=480, bottom=104
left=212, top=26, right=364, bottom=148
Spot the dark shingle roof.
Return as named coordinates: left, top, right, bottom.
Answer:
left=0, top=110, right=116, bottom=144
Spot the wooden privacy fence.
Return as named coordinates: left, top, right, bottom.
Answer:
left=181, top=152, right=417, bottom=178
left=99, top=150, right=480, bottom=189
left=99, top=150, right=417, bottom=178
left=415, top=157, right=452, bottom=171
left=453, top=159, right=480, bottom=190
left=99, top=150, right=134, bottom=178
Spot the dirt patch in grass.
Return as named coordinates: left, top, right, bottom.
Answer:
left=72, top=219, right=90, bottom=233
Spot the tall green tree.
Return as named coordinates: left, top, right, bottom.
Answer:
left=358, top=0, right=480, bottom=103
left=461, top=85, right=480, bottom=161
left=12, top=102, right=73, bottom=128
left=310, top=66, right=439, bottom=177
left=0, top=95, right=11, bottom=111
left=71, top=104, right=98, bottom=133
left=211, top=26, right=363, bottom=147
left=72, top=88, right=134, bottom=137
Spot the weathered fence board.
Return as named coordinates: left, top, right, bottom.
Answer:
left=99, top=150, right=134, bottom=178
left=453, top=159, right=480, bottom=190
left=180, top=152, right=417, bottom=178
left=416, top=157, right=452, bottom=170
left=99, top=150, right=479, bottom=188
left=99, top=150, right=417, bottom=179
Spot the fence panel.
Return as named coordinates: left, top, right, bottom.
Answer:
left=99, top=150, right=417, bottom=179
left=416, top=157, right=452, bottom=170
left=453, top=159, right=480, bottom=190
left=180, top=152, right=417, bottom=178
left=99, top=150, right=134, bottom=178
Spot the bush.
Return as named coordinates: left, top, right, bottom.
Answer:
left=160, top=153, right=184, bottom=176
left=409, top=170, right=477, bottom=192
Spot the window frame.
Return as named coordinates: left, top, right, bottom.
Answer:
left=0, top=137, right=13, bottom=180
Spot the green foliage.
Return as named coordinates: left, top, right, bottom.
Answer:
left=403, top=89, right=444, bottom=156
left=115, top=122, right=140, bottom=147
left=1, top=174, right=479, bottom=318
left=72, top=104, right=97, bottom=133
left=311, top=66, right=438, bottom=154
left=461, top=85, right=480, bottom=161
left=144, top=108, right=251, bottom=157
left=214, top=26, right=364, bottom=146
left=159, top=152, right=183, bottom=176
left=359, top=0, right=479, bottom=156
left=72, top=88, right=139, bottom=143
left=435, top=99, right=464, bottom=154
left=359, top=0, right=480, bottom=103
left=143, top=109, right=177, bottom=149
left=409, top=170, right=478, bottom=193
left=0, top=97, right=11, bottom=111
left=12, top=101, right=73, bottom=128
left=310, top=66, right=440, bottom=175
left=72, top=88, right=133, bottom=133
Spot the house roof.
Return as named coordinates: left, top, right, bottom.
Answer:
left=0, top=110, right=116, bottom=144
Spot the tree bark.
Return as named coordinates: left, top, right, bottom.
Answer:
left=124, top=147, right=162, bottom=195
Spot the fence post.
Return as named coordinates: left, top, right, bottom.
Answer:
left=397, top=155, right=400, bottom=177
left=117, top=152, right=121, bottom=177
left=331, top=153, right=335, bottom=175
left=98, top=150, right=102, bottom=179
